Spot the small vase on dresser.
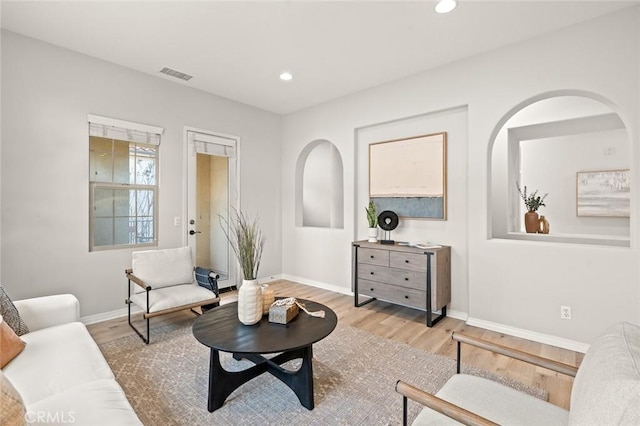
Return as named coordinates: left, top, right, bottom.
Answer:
left=367, top=227, right=378, bottom=243
left=238, top=279, right=263, bottom=325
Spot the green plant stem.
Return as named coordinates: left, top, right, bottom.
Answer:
left=220, top=209, right=266, bottom=281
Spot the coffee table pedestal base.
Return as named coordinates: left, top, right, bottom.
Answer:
left=208, top=345, right=314, bottom=412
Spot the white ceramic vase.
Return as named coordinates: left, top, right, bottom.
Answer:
left=260, top=284, right=275, bottom=316
left=237, top=279, right=263, bottom=325
left=367, top=227, right=378, bottom=243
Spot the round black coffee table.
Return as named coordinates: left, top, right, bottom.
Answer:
left=192, top=299, right=337, bottom=412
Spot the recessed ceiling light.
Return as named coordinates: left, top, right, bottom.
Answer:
left=434, top=0, right=457, bottom=14
left=279, top=72, right=293, bottom=81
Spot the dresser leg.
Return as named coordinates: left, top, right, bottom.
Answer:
left=426, top=306, right=447, bottom=327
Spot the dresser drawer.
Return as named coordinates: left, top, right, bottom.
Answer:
left=358, top=279, right=426, bottom=311
left=389, top=251, right=428, bottom=272
left=357, top=247, right=389, bottom=267
left=358, top=263, right=426, bottom=291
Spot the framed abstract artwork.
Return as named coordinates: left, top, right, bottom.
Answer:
left=576, top=169, right=630, bottom=217
left=369, top=132, right=447, bottom=220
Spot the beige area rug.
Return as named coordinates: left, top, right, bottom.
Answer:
left=99, top=320, right=546, bottom=425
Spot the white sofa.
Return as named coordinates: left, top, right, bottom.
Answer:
left=3, top=294, right=142, bottom=425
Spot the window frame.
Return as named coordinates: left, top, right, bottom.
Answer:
left=88, top=115, right=162, bottom=252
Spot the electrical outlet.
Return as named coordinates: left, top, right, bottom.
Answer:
left=560, top=305, right=572, bottom=320
left=174, top=217, right=181, bottom=227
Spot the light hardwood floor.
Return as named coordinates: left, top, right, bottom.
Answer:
left=88, top=280, right=583, bottom=410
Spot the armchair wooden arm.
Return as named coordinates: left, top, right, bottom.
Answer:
left=125, top=269, right=152, bottom=291
left=452, top=332, right=578, bottom=377
left=396, top=380, right=498, bottom=426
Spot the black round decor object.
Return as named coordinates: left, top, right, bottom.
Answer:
left=377, top=210, right=399, bottom=231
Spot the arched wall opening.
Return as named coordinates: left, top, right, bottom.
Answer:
left=488, top=90, right=631, bottom=247
left=295, top=140, right=344, bottom=229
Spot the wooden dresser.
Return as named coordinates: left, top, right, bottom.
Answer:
left=352, top=240, right=451, bottom=327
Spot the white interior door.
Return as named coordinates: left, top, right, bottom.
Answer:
left=186, top=129, right=239, bottom=289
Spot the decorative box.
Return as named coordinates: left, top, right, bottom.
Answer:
left=269, top=302, right=299, bottom=324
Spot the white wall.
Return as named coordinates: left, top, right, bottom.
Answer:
left=281, top=8, right=639, bottom=346
left=0, top=31, right=282, bottom=318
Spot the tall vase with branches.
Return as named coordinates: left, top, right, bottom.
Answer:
left=220, top=209, right=266, bottom=325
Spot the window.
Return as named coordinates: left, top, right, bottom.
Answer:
left=88, top=115, right=163, bottom=251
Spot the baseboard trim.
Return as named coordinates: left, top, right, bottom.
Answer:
left=446, top=309, right=468, bottom=322
left=81, top=306, right=141, bottom=325
left=466, top=317, right=590, bottom=353
left=258, top=275, right=284, bottom=285
left=280, top=274, right=353, bottom=296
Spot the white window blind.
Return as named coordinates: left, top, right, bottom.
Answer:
left=191, top=133, right=236, bottom=157
left=88, top=114, right=163, bottom=145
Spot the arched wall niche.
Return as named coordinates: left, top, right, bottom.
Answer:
left=295, top=139, right=344, bottom=229
left=488, top=90, right=631, bottom=247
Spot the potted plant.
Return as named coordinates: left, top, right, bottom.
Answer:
left=516, top=183, right=548, bottom=233
left=220, top=209, right=266, bottom=325
left=365, top=200, right=379, bottom=243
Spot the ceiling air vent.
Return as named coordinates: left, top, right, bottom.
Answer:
left=159, top=67, right=193, bottom=81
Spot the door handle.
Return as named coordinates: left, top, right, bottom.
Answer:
left=189, top=230, right=201, bottom=235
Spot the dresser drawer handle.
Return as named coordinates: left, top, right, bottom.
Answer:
left=370, top=288, right=374, bottom=291
left=404, top=295, right=409, bottom=299
left=370, top=272, right=374, bottom=275
left=370, top=255, right=374, bottom=259
left=404, top=277, right=409, bottom=281
left=405, top=259, right=409, bottom=263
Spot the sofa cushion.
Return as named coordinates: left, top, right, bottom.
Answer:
left=131, top=247, right=194, bottom=292
left=0, top=285, right=29, bottom=336
left=0, top=315, right=26, bottom=368
left=27, top=379, right=142, bottom=425
left=129, top=283, right=218, bottom=313
left=3, top=322, right=114, bottom=405
left=0, top=370, right=26, bottom=426
left=569, top=322, right=640, bottom=425
left=412, top=374, right=569, bottom=426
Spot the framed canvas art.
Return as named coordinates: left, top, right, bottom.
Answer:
left=576, top=169, right=630, bottom=217
left=369, top=132, right=447, bottom=219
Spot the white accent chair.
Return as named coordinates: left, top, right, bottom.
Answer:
left=125, top=247, right=220, bottom=344
left=396, top=322, right=640, bottom=425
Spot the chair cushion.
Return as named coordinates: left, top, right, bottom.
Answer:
left=131, top=247, right=194, bottom=292
left=3, top=322, right=114, bottom=405
left=129, top=283, right=218, bottom=314
left=0, top=315, right=26, bottom=368
left=569, top=322, right=640, bottom=425
left=412, top=374, right=568, bottom=426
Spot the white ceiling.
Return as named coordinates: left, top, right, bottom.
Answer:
left=1, top=1, right=637, bottom=114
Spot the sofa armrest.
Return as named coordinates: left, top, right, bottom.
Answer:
left=396, top=380, right=498, bottom=426
left=13, top=294, right=80, bottom=332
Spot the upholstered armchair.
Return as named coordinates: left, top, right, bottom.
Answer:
left=125, top=247, right=220, bottom=344
left=396, top=322, right=640, bottom=425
